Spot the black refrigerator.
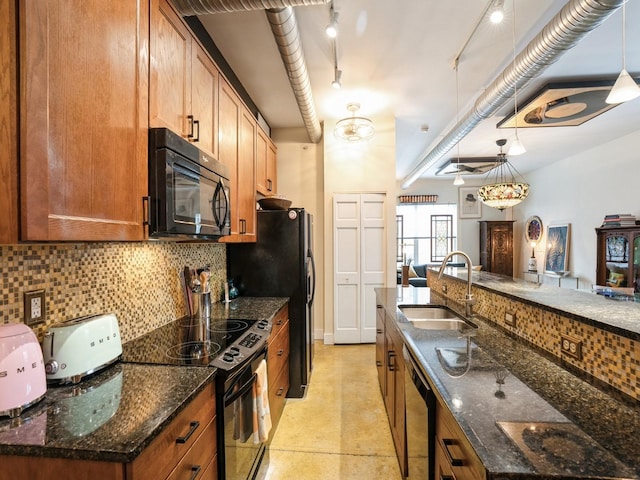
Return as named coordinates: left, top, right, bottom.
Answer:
left=227, top=208, right=315, bottom=398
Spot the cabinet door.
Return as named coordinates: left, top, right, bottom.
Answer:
left=267, top=139, right=277, bottom=194
left=237, top=106, right=257, bottom=241
left=149, top=0, right=191, bottom=136
left=256, top=127, right=269, bottom=195
left=191, top=42, right=218, bottom=159
left=20, top=0, right=149, bottom=241
left=490, top=224, right=513, bottom=276
left=376, top=305, right=385, bottom=391
left=218, top=78, right=241, bottom=238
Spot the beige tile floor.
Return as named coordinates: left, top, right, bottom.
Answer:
left=258, top=342, right=403, bottom=479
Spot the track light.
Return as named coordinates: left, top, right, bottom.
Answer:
left=331, top=68, right=342, bottom=89
left=326, top=6, right=339, bottom=38
left=489, top=0, right=504, bottom=24
left=606, top=2, right=640, bottom=104
left=507, top=0, right=525, bottom=156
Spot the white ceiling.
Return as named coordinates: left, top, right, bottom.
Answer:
left=196, top=0, right=640, bottom=184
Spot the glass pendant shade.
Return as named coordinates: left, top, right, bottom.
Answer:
left=478, top=139, right=529, bottom=210
left=453, top=171, right=465, bottom=185
left=334, top=103, right=374, bottom=142
left=508, top=137, right=526, bottom=156
left=606, top=69, right=640, bottom=104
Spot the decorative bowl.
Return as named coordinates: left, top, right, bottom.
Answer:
left=258, top=196, right=292, bottom=211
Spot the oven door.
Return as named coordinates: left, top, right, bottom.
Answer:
left=150, top=148, right=230, bottom=239
left=221, top=350, right=267, bottom=480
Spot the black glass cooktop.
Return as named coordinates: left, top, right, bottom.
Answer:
left=121, top=317, right=257, bottom=367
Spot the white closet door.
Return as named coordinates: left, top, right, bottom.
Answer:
left=334, top=195, right=361, bottom=344
left=360, top=194, right=386, bottom=343
left=334, top=193, right=386, bottom=344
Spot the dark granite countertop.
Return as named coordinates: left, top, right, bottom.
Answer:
left=0, top=297, right=288, bottom=464
left=435, top=267, right=640, bottom=339
left=377, top=286, right=640, bottom=480
left=0, top=363, right=214, bottom=462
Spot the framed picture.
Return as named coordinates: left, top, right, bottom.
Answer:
left=544, top=223, right=570, bottom=273
left=458, top=187, right=482, bottom=219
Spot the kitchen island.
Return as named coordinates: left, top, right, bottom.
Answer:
left=376, top=285, right=640, bottom=479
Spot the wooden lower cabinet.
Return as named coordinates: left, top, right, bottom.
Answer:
left=0, top=384, right=217, bottom=480
left=479, top=221, right=514, bottom=276
left=376, top=304, right=407, bottom=476
left=435, top=401, right=484, bottom=480
left=267, top=304, right=290, bottom=438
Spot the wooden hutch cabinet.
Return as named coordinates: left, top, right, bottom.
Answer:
left=595, top=225, right=640, bottom=292
left=479, top=221, right=514, bottom=276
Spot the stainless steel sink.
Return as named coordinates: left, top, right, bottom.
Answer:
left=399, top=306, right=459, bottom=320
left=398, top=305, right=476, bottom=331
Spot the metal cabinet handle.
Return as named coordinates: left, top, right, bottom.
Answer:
left=189, top=465, right=201, bottom=480
left=240, top=219, right=247, bottom=234
left=142, top=196, right=150, bottom=227
left=276, top=387, right=285, bottom=396
left=439, top=475, right=454, bottom=480
left=267, top=179, right=273, bottom=191
left=276, top=318, right=283, bottom=325
left=442, top=438, right=464, bottom=467
left=193, top=119, right=200, bottom=142
left=277, top=349, right=284, bottom=356
left=187, top=115, right=194, bottom=139
left=387, top=351, right=396, bottom=371
left=176, top=421, right=200, bottom=444
left=376, top=329, right=382, bottom=334
left=376, top=360, right=382, bottom=367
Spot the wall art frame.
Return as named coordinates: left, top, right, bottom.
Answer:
left=544, top=223, right=571, bottom=274
left=458, top=187, right=482, bottom=219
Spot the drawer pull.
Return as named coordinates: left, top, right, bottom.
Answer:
left=376, top=360, right=382, bottom=367
left=439, top=476, right=454, bottom=480
left=176, top=421, right=200, bottom=444
left=442, top=438, right=464, bottom=467
left=276, top=319, right=283, bottom=325
left=277, top=348, right=284, bottom=356
left=387, top=351, right=396, bottom=371
left=189, top=465, right=201, bottom=480
left=276, top=387, right=285, bottom=396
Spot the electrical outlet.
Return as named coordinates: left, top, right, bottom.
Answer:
left=24, top=290, right=46, bottom=325
left=561, top=334, right=583, bottom=361
left=504, top=311, right=516, bottom=327
left=442, top=284, right=448, bottom=294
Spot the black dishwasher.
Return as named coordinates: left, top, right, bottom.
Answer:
left=403, top=345, right=436, bottom=480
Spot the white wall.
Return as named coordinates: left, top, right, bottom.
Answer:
left=513, top=129, right=640, bottom=289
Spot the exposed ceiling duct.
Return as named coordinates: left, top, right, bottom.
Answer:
left=173, top=0, right=326, bottom=143
left=172, top=0, right=328, bottom=15
left=401, top=0, right=624, bottom=189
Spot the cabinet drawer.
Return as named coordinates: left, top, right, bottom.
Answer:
left=128, top=383, right=216, bottom=480
left=167, top=417, right=216, bottom=480
left=436, top=404, right=484, bottom=480
left=270, top=305, right=289, bottom=340
left=267, top=324, right=289, bottom=383
left=268, top=360, right=290, bottom=437
left=199, top=454, right=217, bottom=480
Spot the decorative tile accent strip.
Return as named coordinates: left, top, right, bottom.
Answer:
left=0, top=242, right=226, bottom=343
left=427, top=270, right=640, bottom=401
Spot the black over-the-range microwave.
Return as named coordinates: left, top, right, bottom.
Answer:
left=148, top=128, right=231, bottom=240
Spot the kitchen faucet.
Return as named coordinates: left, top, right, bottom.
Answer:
left=438, top=251, right=477, bottom=317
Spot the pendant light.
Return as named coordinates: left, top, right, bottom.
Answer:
left=453, top=59, right=465, bottom=186
left=325, top=3, right=339, bottom=38
left=606, top=1, right=640, bottom=104
left=508, top=0, right=525, bottom=156
left=478, top=139, right=529, bottom=210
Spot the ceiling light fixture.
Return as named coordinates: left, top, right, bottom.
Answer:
left=453, top=59, right=465, bottom=186
left=606, top=1, right=640, bottom=104
left=334, top=103, right=374, bottom=142
left=478, top=139, right=529, bottom=210
left=331, top=68, right=342, bottom=89
left=508, top=0, right=525, bottom=156
left=489, top=0, right=505, bottom=24
left=325, top=4, right=339, bottom=38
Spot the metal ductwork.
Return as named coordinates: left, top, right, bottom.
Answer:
left=172, top=0, right=328, bottom=15
left=401, top=0, right=624, bottom=189
left=172, top=0, right=326, bottom=143
left=265, top=7, right=322, bottom=143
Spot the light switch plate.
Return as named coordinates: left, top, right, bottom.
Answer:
left=504, top=311, right=516, bottom=327
left=24, top=290, right=46, bottom=325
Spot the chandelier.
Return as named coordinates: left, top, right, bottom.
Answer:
left=478, top=139, right=529, bottom=210
left=334, top=103, right=374, bottom=142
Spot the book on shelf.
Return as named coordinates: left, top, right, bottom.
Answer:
left=601, top=214, right=636, bottom=227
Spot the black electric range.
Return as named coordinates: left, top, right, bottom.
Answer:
left=121, top=316, right=271, bottom=372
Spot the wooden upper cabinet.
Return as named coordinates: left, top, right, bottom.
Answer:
left=19, top=0, right=149, bottom=241
left=219, top=77, right=256, bottom=243
left=256, top=127, right=277, bottom=196
left=150, top=0, right=218, bottom=159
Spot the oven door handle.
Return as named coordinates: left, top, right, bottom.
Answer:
left=224, top=372, right=257, bottom=407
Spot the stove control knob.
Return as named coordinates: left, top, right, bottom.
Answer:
left=45, top=360, right=59, bottom=374
left=229, top=346, right=240, bottom=356
left=257, top=320, right=268, bottom=330
left=223, top=352, right=235, bottom=363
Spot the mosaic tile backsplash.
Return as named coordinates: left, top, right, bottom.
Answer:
left=427, top=270, right=640, bottom=401
left=0, top=242, right=227, bottom=342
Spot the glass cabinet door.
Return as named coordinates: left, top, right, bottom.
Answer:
left=604, top=234, right=629, bottom=287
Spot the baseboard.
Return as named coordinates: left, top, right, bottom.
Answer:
left=323, top=332, right=334, bottom=345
